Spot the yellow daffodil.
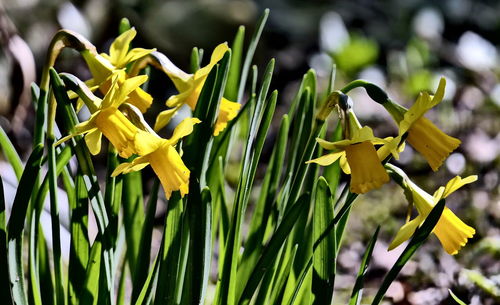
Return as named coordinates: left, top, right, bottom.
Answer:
left=112, top=118, right=201, bottom=199
left=80, top=28, right=155, bottom=113
left=307, top=111, right=397, bottom=194
left=155, top=43, right=241, bottom=135
left=56, top=73, right=147, bottom=158
left=388, top=165, right=476, bottom=255
left=385, top=78, right=461, bottom=171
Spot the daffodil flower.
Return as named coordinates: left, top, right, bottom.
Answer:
left=56, top=73, right=148, bottom=158
left=112, top=117, right=201, bottom=199
left=80, top=28, right=155, bottom=113
left=388, top=165, right=476, bottom=255
left=307, top=111, right=397, bottom=194
left=385, top=78, right=461, bottom=171
left=154, top=43, right=241, bottom=135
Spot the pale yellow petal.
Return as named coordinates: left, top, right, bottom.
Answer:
left=214, top=98, right=240, bottom=136
left=111, top=156, right=150, bottom=177
left=440, top=175, right=478, bottom=199
left=109, top=28, right=136, bottom=66
left=84, top=128, right=102, bottom=155
left=339, top=153, right=350, bottom=174
left=168, top=117, right=201, bottom=145
left=122, top=48, right=155, bottom=65
left=306, top=151, right=344, bottom=166
left=154, top=107, right=180, bottom=132
left=388, top=215, right=424, bottom=251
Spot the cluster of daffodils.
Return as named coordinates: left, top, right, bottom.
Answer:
left=53, top=28, right=240, bottom=199
left=308, top=79, right=475, bottom=255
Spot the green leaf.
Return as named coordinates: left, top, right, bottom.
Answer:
left=134, top=255, right=160, bottom=305
left=7, top=144, right=44, bottom=305
left=184, top=187, right=212, bottom=304
left=349, top=227, right=379, bottom=305
left=237, top=114, right=289, bottom=293
left=225, top=26, right=245, bottom=101
left=68, top=170, right=90, bottom=305
left=238, top=194, right=310, bottom=305
left=190, top=47, right=201, bottom=73
left=154, top=193, right=184, bottom=305
left=80, top=238, right=102, bottom=305
left=122, top=170, right=145, bottom=276
left=0, top=126, right=23, bottom=181
left=266, top=245, right=299, bottom=305
left=237, top=9, right=269, bottom=102
left=0, top=176, right=13, bottom=305
left=371, top=199, right=446, bottom=305
left=312, top=177, right=336, bottom=305
left=216, top=60, right=276, bottom=305
left=131, top=179, right=159, bottom=303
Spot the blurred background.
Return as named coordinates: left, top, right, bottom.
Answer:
left=0, top=0, right=499, bottom=304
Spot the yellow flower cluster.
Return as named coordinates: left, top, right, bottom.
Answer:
left=56, top=28, right=239, bottom=198
left=308, top=78, right=475, bottom=255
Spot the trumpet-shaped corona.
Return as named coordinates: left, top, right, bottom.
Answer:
left=155, top=43, right=241, bottom=135
left=112, top=118, right=201, bottom=199
left=388, top=168, right=476, bottom=255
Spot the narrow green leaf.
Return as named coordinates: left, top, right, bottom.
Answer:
left=237, top=9, right=269, bottom=102
left=349, top=227, right=379, bottom=305
left=312, top=177, right=336, bottom=305
left=186, top=187, right=212, bottom=304
left=0, top=127, right=23, bottom=180
left=116, top=262, right=128, bottom=305
left=267, top=245, right=299, bottom=305
left=217, top=61, right=276, bottom=304
left=154, top=193, right=184, bottom=305
left=134, top=254, right=160, bottom=305
left=38, top=233, right=54, bottom=305
left=237, top=194, right=310, bottom=305
left=80, top=238, right=102, bottom=305
left=131, top=179, right=160, bottom=303
left=371, top=199, right=446, bottom=305
left=0, top=176, right=13, bottom=305
left=68, top=170, right=90, bottom=305
left=288, top=69, right=317, bottom=119
left=225, top=26, right=245, bottom=101
left=237, top=114, right=289, bottom=294
left=7, top=144, right=44, bottom=305
left=122, top=170, right=145, bottom=276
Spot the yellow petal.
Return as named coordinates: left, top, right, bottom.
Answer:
left=94, top=108, right=138, bottom=158
left=154, top=107, right=181, bottom=132
left=345, top=141, right=389, bottom=194
left=111, top=156, right=150, bottom=177
left=214, top=98, right=241, bottom=136
left=306, top=151, right=344, bottom=166
left=84, top=128, right=102, bottom=155
left=388, top=215, right=424, bottom=251
left=166, top=89, right=194, bottom=109
left=168, top=117, right=201, bottom=145
left=109, top=28, right=136, bottom=66
left=194, top=43, right=229, bottom=79
left=407, top=117, right=461, bottom=171
left=438, top=175, right=478, bottom=199
left=122, top=48, right=155, bottom=66
left=82, top=50, right=115, bottom=84
left=339, top=153, right=350, bottom=174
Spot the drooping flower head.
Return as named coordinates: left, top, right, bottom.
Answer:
left=384, top=78, right=461, bottom=171
left=308, top=109, right=398, bottom=194
left=387, top=164, right=476, bottom=255
left=80, top=28, right=155, bottom=113
left=112, top=117, right=201, bottom=199
left=154, top=43, right=241, bottom=135
left=56, top=72, right=147, bottom=158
